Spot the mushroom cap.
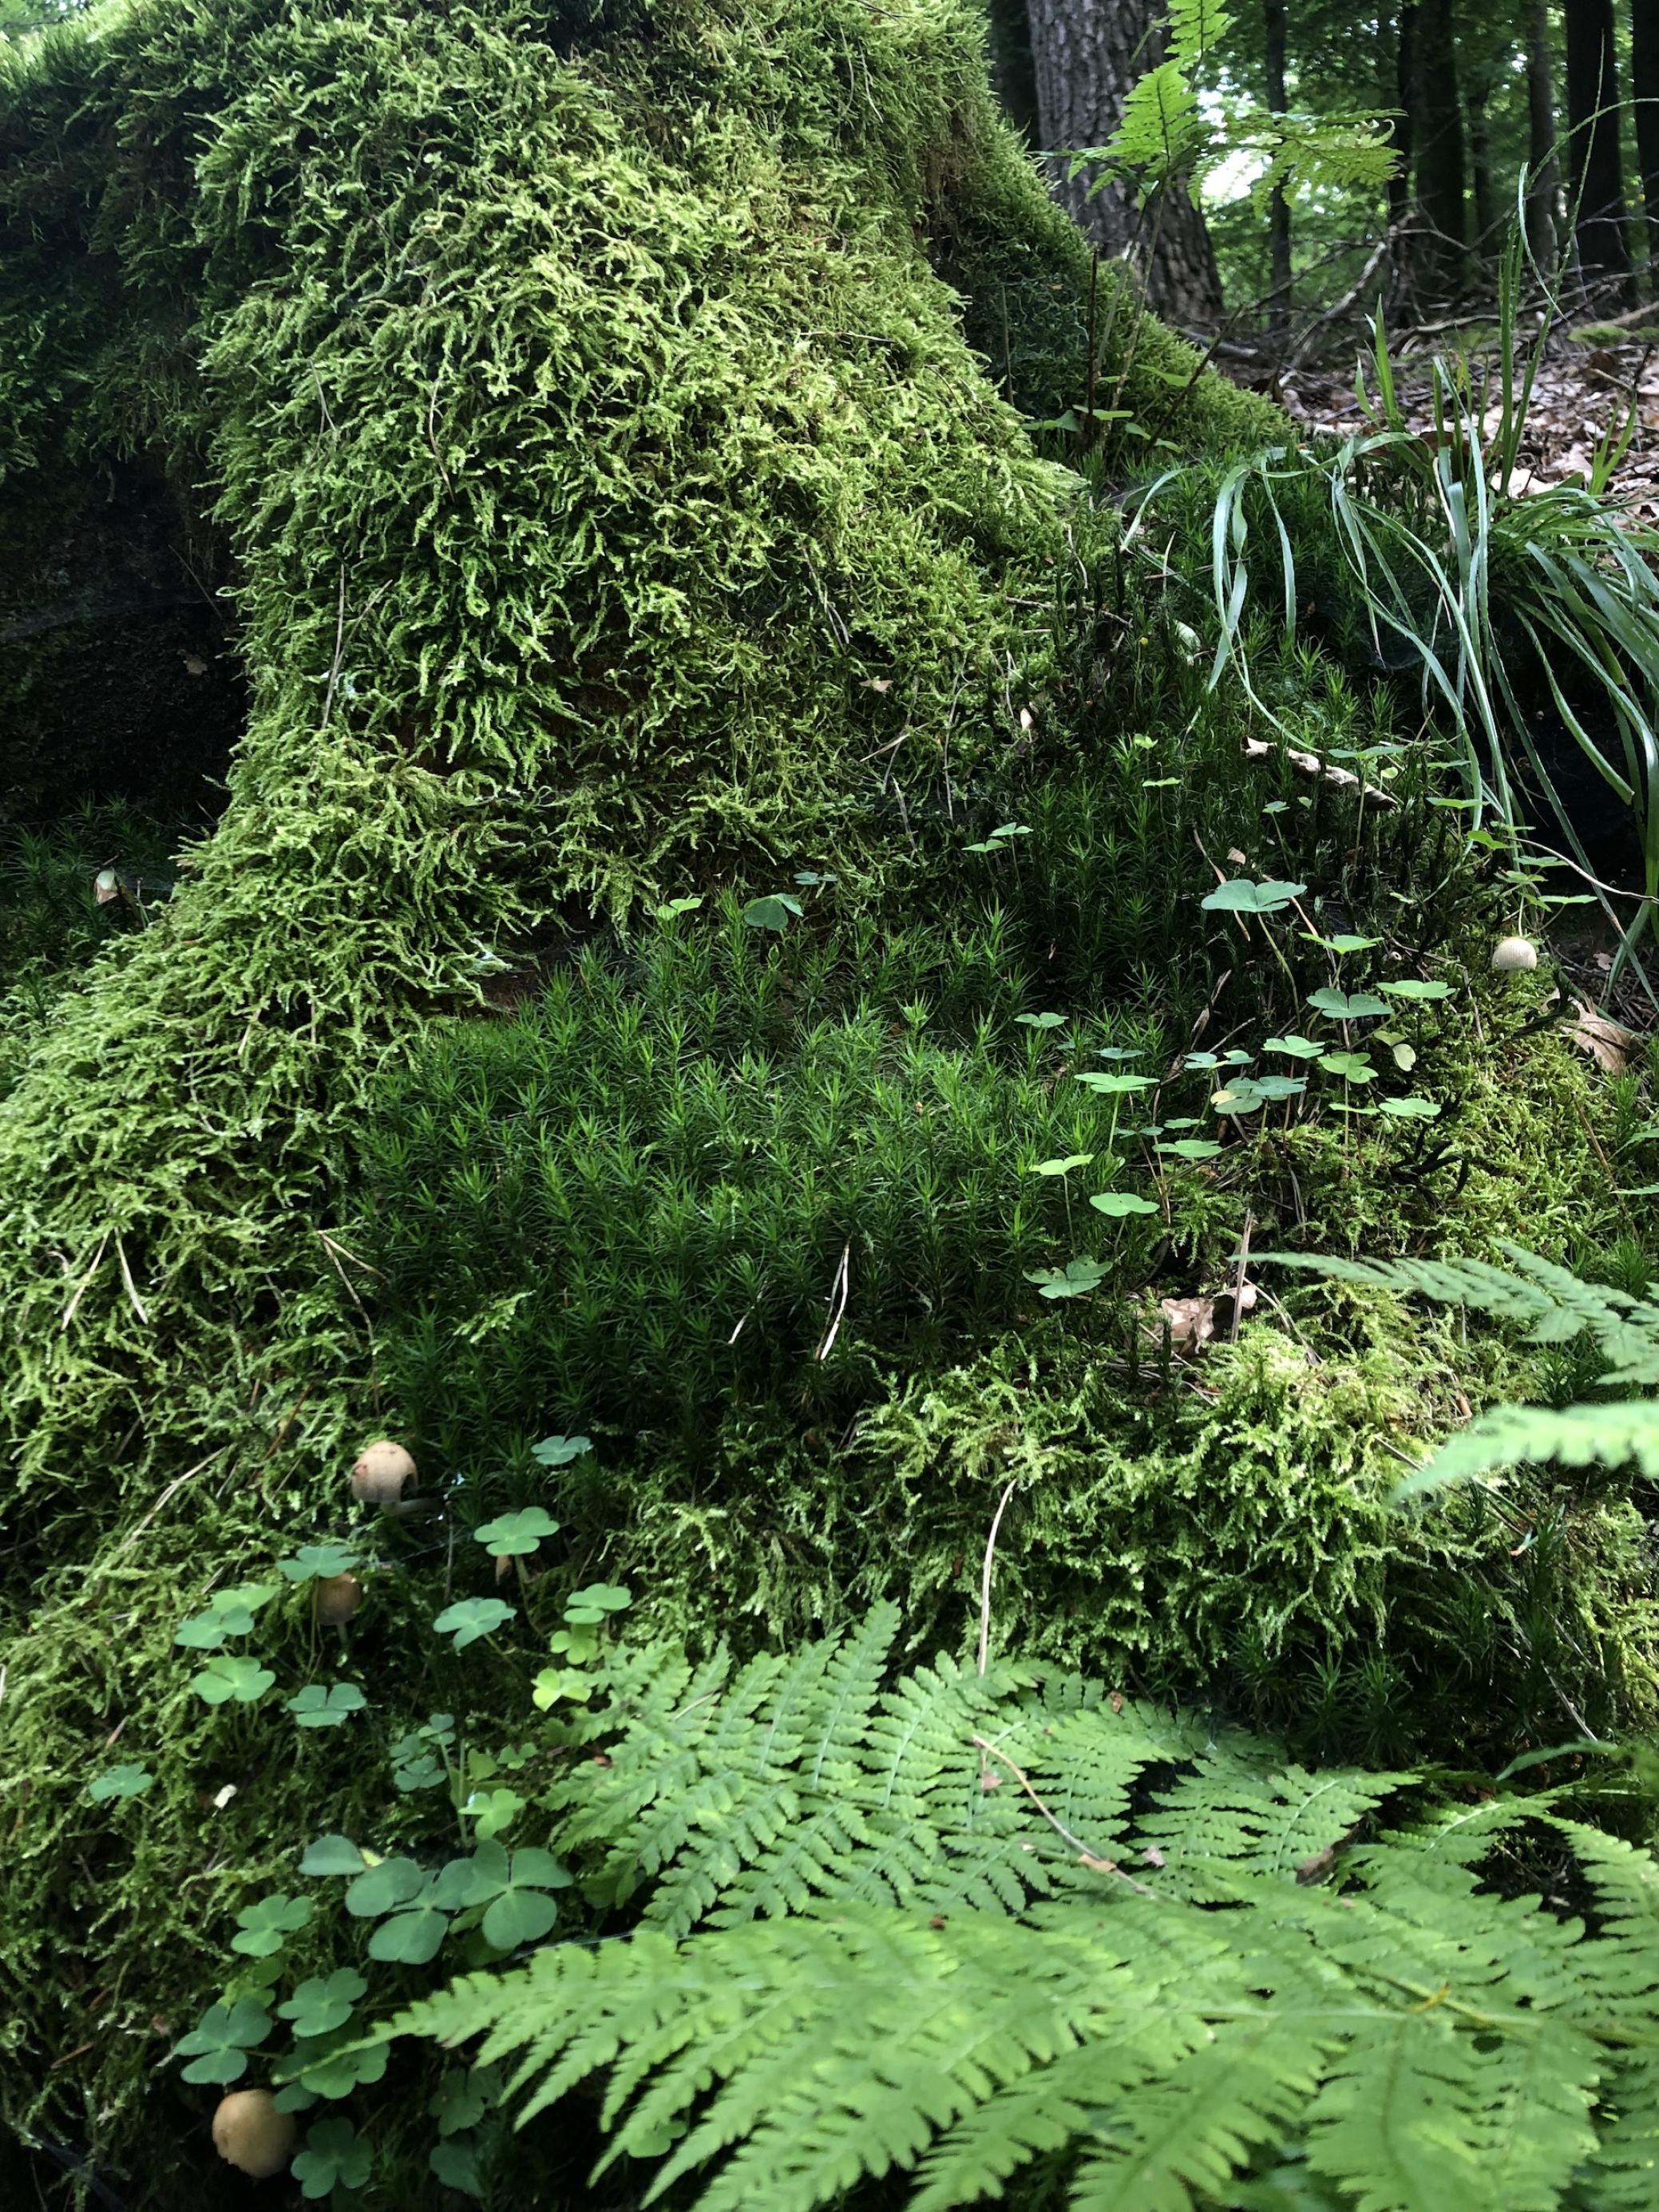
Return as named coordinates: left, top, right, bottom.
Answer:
left=350, top=1438, right=416, bottom=1502
left=315, top=1571, right=363, bottom=1627
left=1491, top=936, right=1538, bottom=973
left=212, top=2088, right=295, bottom=2179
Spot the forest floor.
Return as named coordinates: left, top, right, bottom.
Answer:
left=1280, top=323, right=1659, bottom=518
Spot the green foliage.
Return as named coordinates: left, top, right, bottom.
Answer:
left=1263, top=1244, right=1659, bottom=1502
left=389, top=1605, right=1659, bottom=2212
left=1183, top=270, right=1659, bottom=954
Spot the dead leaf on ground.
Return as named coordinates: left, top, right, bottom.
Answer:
left=1160, top=1294, right=1217, bottom=1347
left=1570, top=997, right=1637, bottom=1074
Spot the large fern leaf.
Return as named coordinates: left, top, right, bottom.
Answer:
left=386, top=1618, right=1659, bottom=2211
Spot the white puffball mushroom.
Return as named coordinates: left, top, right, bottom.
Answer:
left=350, top=1438, right=415, bottom=1504
left=212, top=2089, right=295, bottom=2179
left=1491, top=936, right=1538, bottom=973
left=315, top=1571, right=363, bottom=1627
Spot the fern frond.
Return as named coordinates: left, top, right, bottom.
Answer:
left=1397, top=1402, right=1659, bottom=1502
left=1260, top=1245, right=1653, bottom=1364
left=386, top=1616, right=1659, bottom=2212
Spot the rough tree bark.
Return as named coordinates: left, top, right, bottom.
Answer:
left=1263, top=0, right=1293, bottom=338
left=984, top=0, right=1039, bottom=143
left=1525, top=0, right=1561, bottom=267
left=1564, top=0, right=1631, bottom=295
left=1465, top=57, right=1498, bottom=267
left=1413, top=0, right=1468, bottom=296
left=1025, top=0, right=1223, bottom=327
left=1632, top=0, right=1659, bottom=266
left=1387, top=2, right=1418, bottom=303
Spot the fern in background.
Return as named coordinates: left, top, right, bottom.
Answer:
left=388, top=1606, right=1659, bottom=2211
left=1265, top=1244, right=1659, bottom=1498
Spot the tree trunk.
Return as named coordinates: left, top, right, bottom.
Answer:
left=1525, top=0, right=1561, bottom=268
left=1025, top=0, right=1223, bottom=327
left=1632, top=0, right=1659, bottom=266
left=1564, top=0, right=1632, bottom=295
left=1413, top=0, right=1468, bottom=297
left=1388, top=2, right=1419, bottom=304
left=984, top=0, right=1039, bottom=144
left=1263, top=0, right=1292, bottom=338
left=1465, top=64, right=1498, bottom=267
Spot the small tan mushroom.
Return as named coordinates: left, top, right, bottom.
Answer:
left=315, top=1572, right=363, bottom=1627
left=1491, top=936, right=1538, bottom=973
left=212, top=2088, right=295, bottom=2179
left=350, top=1439, right=415, bottom=1504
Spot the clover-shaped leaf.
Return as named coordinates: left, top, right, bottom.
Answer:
left=277, top=1544, right=359, bottom=1585
left=1378, top=979, right=1451, bottom=1001
left=277, top=2027, right=390, bottom=2102
left=342, top=1855, right=423, bottom=1918
left=435, top=1839, right=573, bottom=1950
left=1029, top=1153, right=1093, bottom=1178
left=1254, top=1074, right=1309, bottom=1099
left=533, top=1665, right=596, bottom=1709
left=1212, top=1080, right=1266, bottom=1115
left=430, top=2140, right=485, bottom=2197
left=473, top=1507, right=560, bottom=1558
left=465, top=1787, right=526, bottom=1842
left=1089, top=1191, right=1158, bottom=1217
left=563, top=1582, right=632, bottom=1626
left=278, top=1969, right=368, bottom=2040
left=430, top=2064, right=502, bottom=2137
left=741, top=892, right=802, bottom=932
left=1307, top=987, right=1389, bottom=1019
left=1201, top=877, right=1306, bottom=914
left=1377, top=1094, right=1441, bottom=1119
left=88, top=1763, right=153, bottom=1803
left=1318, top=1051, right=1376, bottom=1083
left=1024, top=1256, right=1108, bottom=1300
left=366, top=1890, right=453, bottom=1965
left=434, top=1597, right=516, bottom=1649
left=299, top=1834, right=368, bottom=1877
left=232, top=1892, right=314, bottom=1958
left=1015, top=1011, right=1067, bottom=1030
left=175, top=1583, right=281, bottom=1649
left=1157, top=1138, right=1224, bottom=1161
left=1180, top=1051, right=1220, bottom=1071
left=174, top=1998, right=271, bottom=2085
left=394, top=1751, right=446, bottom=1793
left=192, top=1654, right=276, bottom=1707
left=1093, top=1045, right=1142, bottom=1061
left=1302, top=931, right=1382, bottom=953
left=1264, top=1035, right=1324, bottom=1059
left=1075, top=1071, right=1155, bottom=1094
left=292, top=2116, right=372, bottom=2201
left=287, top=1682, right=368, bottom=1729
left=529, top=1434, right=591, bottom=1469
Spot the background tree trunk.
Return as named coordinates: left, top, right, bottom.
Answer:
left=1525, top=0, right=1561, bottom=267
left=1025, top=0, right=1223, bottom=327
left=1564, top=0, right=1632, bottom=295
left=1413, top=0, right=1469, bottom=297
left=1632, top=0, right=1659, bottom=267
left=1263, top=0, right=1293, bottom=338
left=1465, top=61, right=1498, bottom=267
left=984, top=0, right=1039, bottom=144
left=1388, top=2, right=1419, bottom=305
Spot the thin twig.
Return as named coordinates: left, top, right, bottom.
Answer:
left=970, top=1735, right=1158, bottom=1897
left=60, top=1232, right=109, bottom=1332
left=977, top=1480, right=1019, bottom=1677
left=114, top=1236, right=148, bottom=1327
left=814, top=1243, right=851, bottom=1362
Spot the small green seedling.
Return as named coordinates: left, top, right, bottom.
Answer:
left=529, top=1434, right=591, bottom=1469
left=191, top=1654, right=276, bottom=1706
left=473, top=1507, right=560, bottom=1557
left=287, top=1683, right=368, bottom=1728
left=87, top=1763, right=153, bottom=1803
left=291, top=2117, right=372, bottom=2201
left=434, top=1598, right=516, bottom=1649
left=173, top=1998, right=272, bottom=2084
left=1024, top=1256, right=1108, bottom=1300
